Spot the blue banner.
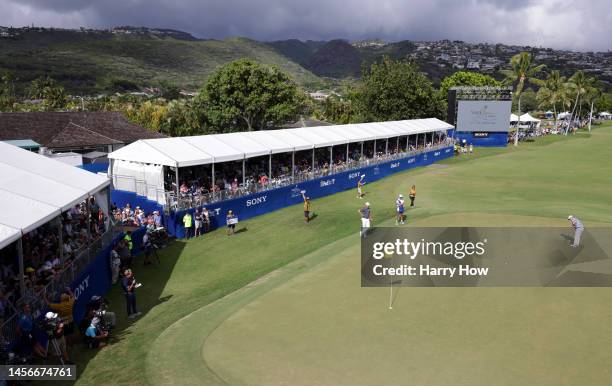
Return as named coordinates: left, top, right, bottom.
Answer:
left=165, top=147, right=453, bottom=238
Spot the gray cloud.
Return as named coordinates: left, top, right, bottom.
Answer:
left=0, top=0, right=610, bottom=51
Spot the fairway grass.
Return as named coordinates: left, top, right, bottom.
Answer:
left=74, top=124, right=612, bottom=385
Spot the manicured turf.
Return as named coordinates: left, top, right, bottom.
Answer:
left=74, top=123, right=612, bottom=385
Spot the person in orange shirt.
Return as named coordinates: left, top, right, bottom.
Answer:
left=301, top=192, right=311, bottom=223
left=409, top=185, right=416, bottom=207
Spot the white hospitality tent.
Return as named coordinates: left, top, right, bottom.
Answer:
left=519, top=113, right=541, bottom=128
left=510, top=113, right=519, bottom=122
left=0, top=141, right=110, bottom=295
left=108, top=118, right=454, bottom=203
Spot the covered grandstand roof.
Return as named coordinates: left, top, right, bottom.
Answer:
left=0, top=142, right=110, bottom=249
left=109, top=118, right=453, bottom=167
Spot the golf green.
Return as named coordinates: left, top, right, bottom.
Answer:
left=75, top=123, right=612, bottom=385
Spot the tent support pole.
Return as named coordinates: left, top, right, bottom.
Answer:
left=18, top=238, right=24, bottom=298
left=175, top=166, right=180, bottom=196
left=396, top=137, right=400, bottom=153
left=211, top=163, right=215, bottom=199
left=374, top=139, right=377, bottom=156
left=385, top=138, right=388, bottom=154
left=269, top=154, right=272, bottom=178
left=291, top=150, right=295, bottom=179
left=346, top=143, right=349, bottom=162
left=312, top=149, right=315, bottom=176
left=58, top=216, right=64, bottom=265
left=360, top=142, right=364, bottom=159
left=242, top=158, right=246, bottom=185
left=329, top=146, right=333, bottom=173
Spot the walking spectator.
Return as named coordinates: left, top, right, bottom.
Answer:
left=110, top=246, right=121, bottom=283
left=301, top=192, right=311, bottom=223
left=123, top=231, right=133, bottom=255
left=142, top=231, right=153, bottom=266
left=202, top=207, right=211, bottom=233
left=359, top=202, right=372, bottom=238
left=226, top=210, right=236, bottom=236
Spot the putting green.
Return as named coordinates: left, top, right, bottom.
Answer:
left=139, top=126, right=612, bottom=386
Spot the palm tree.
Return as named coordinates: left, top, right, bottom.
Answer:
left=536, top=70, right=567, bottom=131
left=566, top=70, right=588, bottom=134
left=583, top=79, right=603, bottom=132
left=502, top=52, right=545, bottom=146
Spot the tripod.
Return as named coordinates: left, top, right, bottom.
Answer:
left=44, top=336, right=65, bottom=365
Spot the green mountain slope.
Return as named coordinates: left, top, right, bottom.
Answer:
left=0, top=30, right=322, bottom=93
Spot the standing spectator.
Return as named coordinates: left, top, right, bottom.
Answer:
left=121, top=269, right=141, bottom=319
left=118, top=240, right=132, bottom=270
left=110, top=245, right=121, bottom=283
left=183, top=212, right=193, bottom=239
left=359, top=202, right=372, bottom=237
left=202, top=207, right=211, bottom=233
left=409, top=185, right=416, bottom=207
left=226, top=210, right=236, bottom=236
left=357, top=176, right=365, bottom=199
left=153, top=211, right=163, bottom=228
left=194, top=209, right=203, bottom=237
left=123, top=231, right=133, bottom=255
left=142, top=231, right=153, bottom=266
left=16, top=303, right=46, bottom=357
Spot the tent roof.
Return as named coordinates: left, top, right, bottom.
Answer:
left=510, top=113, right=519, bottom=121
left=0, top=141, right=110, bottom=246
left=520, top=113, right=541, bottom=122
left=109, top=118, right=453, bottom=167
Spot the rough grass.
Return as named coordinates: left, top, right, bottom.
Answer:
left=72, top=123, right=612, bottom=385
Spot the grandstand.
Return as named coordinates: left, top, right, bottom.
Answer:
left=108, top=119, right=455, bottom=237
left=0, top=141, right=117, bottom=341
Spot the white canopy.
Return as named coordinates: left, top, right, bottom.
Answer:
left=0, top=141, right=110, bottom=249
left=510, top=113, right=519, bottom=122
left=108, top=118, right=453, bottom=168
left=519, top=113, right=541, bottom=122
left=558, top=111, right=571, bottom=119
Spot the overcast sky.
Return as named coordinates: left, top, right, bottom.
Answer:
left=0, top=0, right=610, bottom=51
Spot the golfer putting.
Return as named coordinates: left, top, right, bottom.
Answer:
left=568, top=215, right=584, bottom=247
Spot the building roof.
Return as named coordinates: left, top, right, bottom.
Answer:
left=0, top=141, right=110, bottom=248
left=109, top=118, right=453, bottom=167
left=0, top=111, right=165, bottom=149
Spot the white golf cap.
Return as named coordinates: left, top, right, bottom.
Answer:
left=568, top=215, right=573, bottom=219
left=365, top=202, right=370, bottom=206
left=45, top=311, right=58, bottom=319
left=398, top=194, right=404, bottom=198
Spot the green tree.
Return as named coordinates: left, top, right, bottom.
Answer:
left=27, top=76, right=68, bottom=110
left=439, top=71, right=500, bottom=99
left=501, top=52, right=545, bottom=145
left=355, top=57, right=445, bottom=122
left=0, top=72, right=17, bottom=111
left=536, top=70, right=569, bottom=130
left=197, top=59, right=303, bottom=132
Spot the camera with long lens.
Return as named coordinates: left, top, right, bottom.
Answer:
left=87, top=295, right=116, bottom=331
left=41, top=312, right=64, bottom=339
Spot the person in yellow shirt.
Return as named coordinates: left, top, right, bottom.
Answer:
left=301, top=192, right=311, bottom=223
left=409, top=185, right=416, bottom=207
left=45, top=288, right=75, bottom=344
left=183, top=212, right=193, bottom=239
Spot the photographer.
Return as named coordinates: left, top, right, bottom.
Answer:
left=43, top=312, right=71, bottom=363
left=87, top=295, right=116, bottom=330
left=84, top=317, right=109, bottom=349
